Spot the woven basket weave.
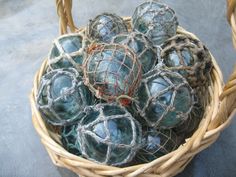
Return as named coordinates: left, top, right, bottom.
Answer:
left=30, top=0, right=236, bottom=176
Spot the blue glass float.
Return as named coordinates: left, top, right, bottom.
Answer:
left=132, top=0, right=178, bottom=46
left=112, top=32, right=158, bottom=74
left=48, top=33, right=86, bottom=73
left=87, top=13, right=128, bottom=43
left=76, top=103, right=142, bottom=166
left=161, top=34, right=213, bottom=89
left=37, top=68, right=93, bottom=126
left=61, top=124, right=81, bottom=156
left=135, top=128, right=179, bottom=163
left=133, top=68, right=194, bottom=129
left=84, top=43, right=142, bottom=103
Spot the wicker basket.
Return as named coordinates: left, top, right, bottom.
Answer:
left=30, top=0, right=236, bottom=176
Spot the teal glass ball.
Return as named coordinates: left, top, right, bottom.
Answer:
left=77, top=103, right=142, bottom=166
left=161, top=34, right=213, bottom=89
left=173, top=100, right=204, bottom=139
left=135, top=128, right=179, bottom=163
left=133, top=69, right=194, bottom=129
left=84, top=43, right=142, bottom=103
left=37, top=68, right=93, bottom=126
left=48, top=33, right=86, bottom=73
left=61, top=124, right=81, bottom=156
left=112, top=32, right=158, bottom=74
left=87, top=13, right=128, bottom=43
left=132, top=0, right=178, bottom=46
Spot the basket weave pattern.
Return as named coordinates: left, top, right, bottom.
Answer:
left=30, top=0, right=236, bottom=176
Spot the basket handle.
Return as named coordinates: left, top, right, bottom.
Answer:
left=227, top=0, right=236, bottom=23
left=209, top=0, right=236, bottom=129
left=55, top=0, right=236, bottom=128
left=56, top=0, right=78, bottom=34
left=227, top=0, right=236, bottom=47
left=208, top=66, right=236, bottom=129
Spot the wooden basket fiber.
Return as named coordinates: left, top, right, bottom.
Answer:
left=227, top=0, right=236, bottom=48
left=30, top=0, right=236, bottom=176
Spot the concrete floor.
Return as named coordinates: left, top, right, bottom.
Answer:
left=0, top=0, right=236, bottom=177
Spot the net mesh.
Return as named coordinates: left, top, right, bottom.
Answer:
left=132, top=0, right=178, bottom=46
left=173, top=98, right=204, bottom=139
left=36, top=68, right=92, bottom=126
left=48, top=33, right=87, bottom=73
left=136, top=128, right=178, bottom=163
left=112, top=32, right=158, bottom=74
left=77, top=103, right=142, bottom=166
left=84, top=43, right=142, bottom=103
left=87, top=13, right=128, bottom=43
left=133, top=69, right=194, bottom=128
left=161, top=34, right=213, bottom=90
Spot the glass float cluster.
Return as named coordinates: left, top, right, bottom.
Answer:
left=84, top=43, right=142, bottom=103
left=87, top=13, right=128, bottom=43
left=112, top=32, right=158, bottom=74
left=35, top=0, right=213, bottom=167
left=161, top=34, right=213, bottom=89
left=36, top=68, right=93, bottom=126
left=132, top=0, right=178, bottom=45
left=48, top=33, right=87, bottom=73
left=76, top=103, right=142, bottom=166
left=133, top=69, right=194, bottom=129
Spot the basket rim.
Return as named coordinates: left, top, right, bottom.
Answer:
left=30, top=21, right=234, bottom=177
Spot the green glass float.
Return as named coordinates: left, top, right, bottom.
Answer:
left=77, top=103, right=142, bottom=166
left=61, top=124, right=81, bottom=156
left=133, top=68, right=194, bottom=129
left=161, top=34, right=213, bottom=89
left=112, top=32, right=158, bottom=74
left=87, top=13, right=128, bottom=43
left=173, top=99, right=204, bottom=139
left=84, top=43, right=142, bottom=104
left=135, top=128, right=179, bottom=163
left=48, top=33, right=86, bottom=73
left=132, top=0, right=178, bottom=46
left=36, top=68, right=93, bottom=126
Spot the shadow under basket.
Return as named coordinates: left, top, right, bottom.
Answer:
left=30, top=1, right=236, bottom=176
